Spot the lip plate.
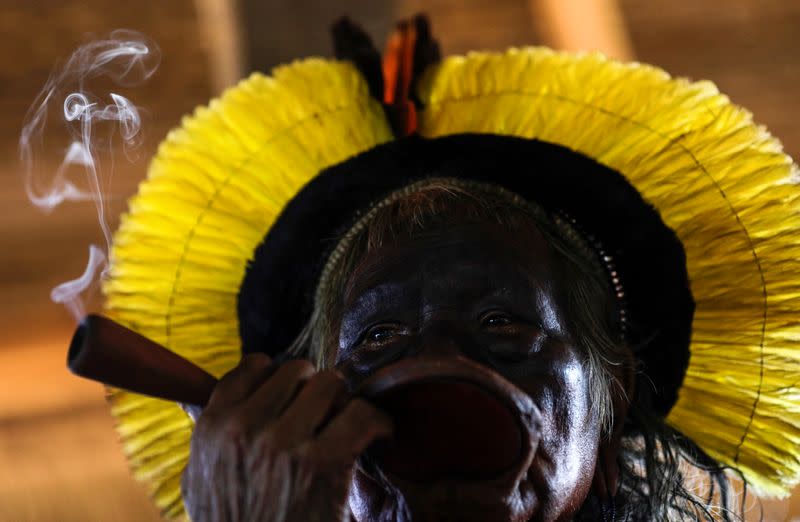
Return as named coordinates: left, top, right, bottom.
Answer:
left=357, top=356, right=542, bottom=482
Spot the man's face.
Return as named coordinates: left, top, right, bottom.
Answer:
left=335, top=222, right=611, bottom=521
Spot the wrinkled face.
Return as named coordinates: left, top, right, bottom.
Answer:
left=335, top=223, right=612, bottom=521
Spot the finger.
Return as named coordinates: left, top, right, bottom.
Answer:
left=240, top=359, right=316, bottom=427
left=311, top=399, right=393, bottom=462
left=271, top=370, right=349, bottom=447
left=206, top=353, right=271, bottom=411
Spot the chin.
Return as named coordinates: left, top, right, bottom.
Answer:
left=394, top=473, right=539, bottom=522
left=349, top=462, right=541, bottom=522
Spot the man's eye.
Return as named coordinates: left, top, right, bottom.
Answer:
left=480, top=311, right=513, bottom=328
left=361, top=324, right=404, bottom=345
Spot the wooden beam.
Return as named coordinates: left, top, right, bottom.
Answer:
left=528, top=0, right=634, bottom=60
left=194, top=0, right=245, bottom=93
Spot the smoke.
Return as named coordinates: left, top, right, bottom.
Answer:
left=50, top=245, right=107, bottom=320
left=19, top=30, right=160, bottom=320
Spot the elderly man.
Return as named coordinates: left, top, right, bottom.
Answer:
left=95, top=16, right=800, bottom=522
left=185, top=176, right=637, bottom=521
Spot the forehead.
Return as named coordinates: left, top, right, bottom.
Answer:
left=343, top=222, right=558, bottom=306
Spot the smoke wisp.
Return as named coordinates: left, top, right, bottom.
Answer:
left=19, top=30, right=160, bottom=321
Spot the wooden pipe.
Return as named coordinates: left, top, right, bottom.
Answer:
left=67, top=314, right=218, bottom=407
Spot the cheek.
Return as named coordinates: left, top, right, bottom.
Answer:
left=336, top=341, right=412, bottom=390
left=527, top=358, right=602, bottom=519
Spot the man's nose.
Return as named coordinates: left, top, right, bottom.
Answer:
left=411, top=317, right=472, bottom=359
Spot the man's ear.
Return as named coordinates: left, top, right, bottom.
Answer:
left=592, top=354, right=635, bottom=500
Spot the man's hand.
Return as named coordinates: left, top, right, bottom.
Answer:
left=182, top=354, right=393, bottom=522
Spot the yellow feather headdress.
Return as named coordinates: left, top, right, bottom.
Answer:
left=104, top=44, right=800, bottom=517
